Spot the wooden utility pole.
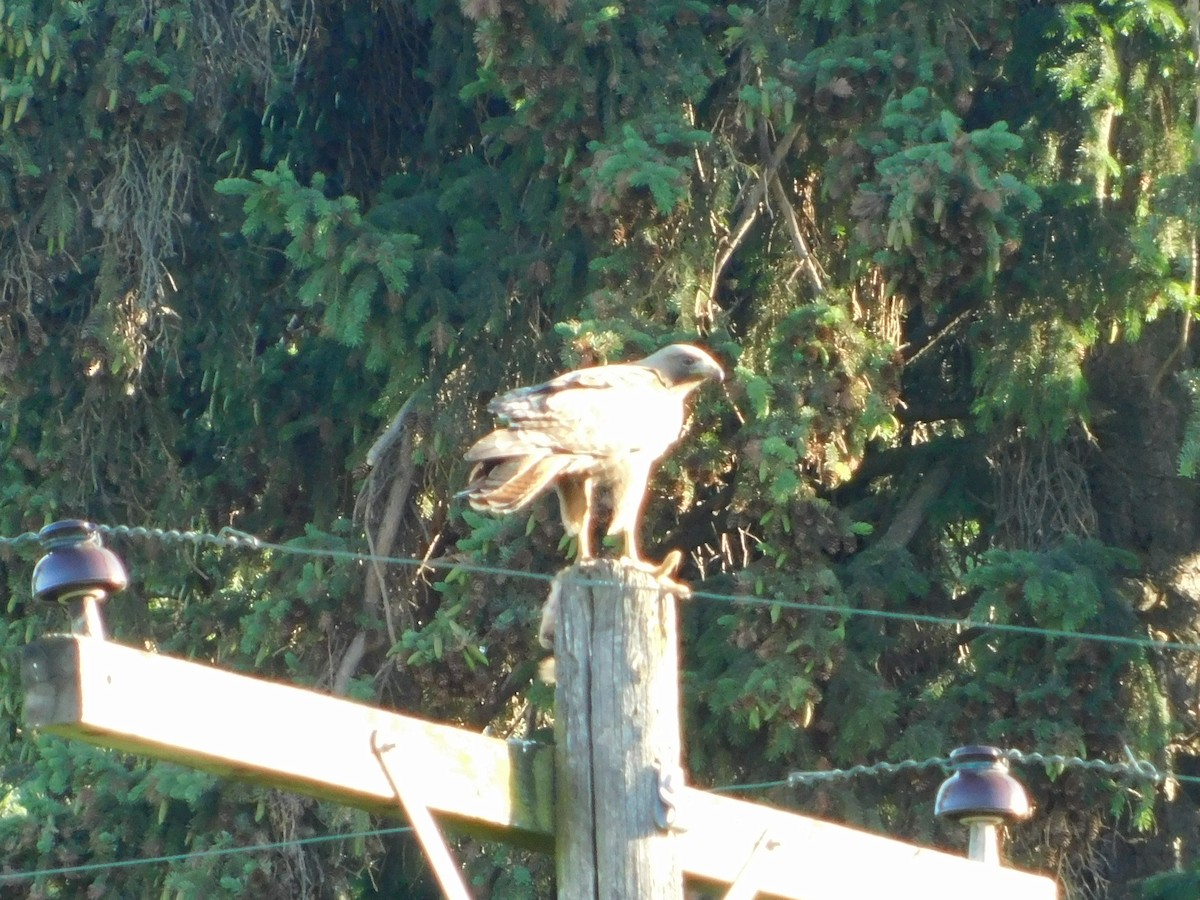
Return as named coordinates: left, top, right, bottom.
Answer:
left=553, top=561, right=682, bottom=899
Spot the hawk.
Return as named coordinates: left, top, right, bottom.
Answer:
left=461, top=343, right=724, bottom=569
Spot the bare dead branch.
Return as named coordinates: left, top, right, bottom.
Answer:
left=707, top=124, right=803, bottom=309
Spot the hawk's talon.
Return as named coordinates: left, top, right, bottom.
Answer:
left=619, top=550, right=691, bottom=598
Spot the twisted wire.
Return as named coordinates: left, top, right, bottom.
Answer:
left=98, top=523, right=264, bottom=550
left=779, top=749, right=1168, bottom=792
left=0, top=530, right=40, bottom=549
left=788, top=755, right=953, bottom=786
left=1006, top=748, right=1164, bottom=783
left=6, top=520, right=1200, bottom=654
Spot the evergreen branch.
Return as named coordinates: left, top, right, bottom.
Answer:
left=1177, top=369, right=1200, bottom=477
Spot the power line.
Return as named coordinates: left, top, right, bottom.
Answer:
left=0, top=824, right=415, bottom=885
left=98, top=524, right=559, bottom=583
left=1006, top=748, right=1165, bottom=783
left=2, top=521, right=1191, bottom=889
left=688, top=587, right=1200, bottom=655
left=786, top=754, right=951, bottom=787
left=715, top=747, right=1184, bottom=796
left=0, top=749, right=1184, bottom=884
left=7, top=518, right=1198, bottom=654
left=18, top=521, right=1195, bottom=656
left=0, top=530, right=41, bottom=549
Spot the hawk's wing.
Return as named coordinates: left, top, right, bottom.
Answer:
left=471, top=363, right=684, bottom=461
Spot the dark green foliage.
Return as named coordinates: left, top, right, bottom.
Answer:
left=2, top=0, right=1200, bottom=896
left=1180, top=370, right=1200, bottom=477
left=1137, top=868, right=1200, bottom=900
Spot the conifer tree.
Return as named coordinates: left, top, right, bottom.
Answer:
left=1, top=1, right=1198, bottom=896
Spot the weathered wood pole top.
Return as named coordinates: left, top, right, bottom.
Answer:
left=553, top=559, right=684, bottom=900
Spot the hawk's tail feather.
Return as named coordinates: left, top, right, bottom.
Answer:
left=462, top=454, right=574, bottom=514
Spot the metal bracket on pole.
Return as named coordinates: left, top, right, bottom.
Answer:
left=654, top=761, right=686, bottom=831
left=722, top=828, right=780, bottom=900
left=371, top=730, right=473, bottom=900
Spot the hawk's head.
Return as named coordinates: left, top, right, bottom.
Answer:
left=639, top=344, right=725, bottom=388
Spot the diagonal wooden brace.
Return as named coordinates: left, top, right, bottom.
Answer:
left=722, top=828, right=779, bottom=900
left=371, top=730, right=473, bottom=900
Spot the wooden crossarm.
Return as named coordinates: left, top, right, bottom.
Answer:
left=21, top=633, right=1057, bottom=898
left=21, top=634, right=555, bottom=847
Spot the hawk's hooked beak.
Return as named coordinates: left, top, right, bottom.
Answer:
left=702, top=356, right=725, bottom=384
